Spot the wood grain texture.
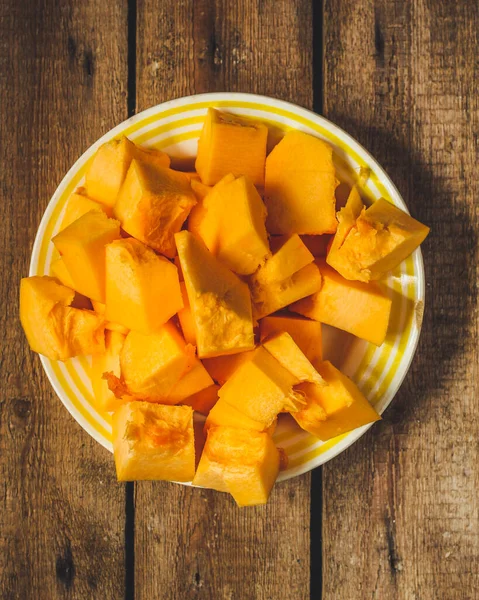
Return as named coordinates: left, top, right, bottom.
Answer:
left=322, top=1, right=479, bottom=598
left=0, top=2, right=128, bottom=598
left=134, top=1, right=313, bottom=598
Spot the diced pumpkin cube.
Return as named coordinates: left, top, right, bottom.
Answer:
left=188, top=174, right=235, bottom=249
left=193, top=426, right=280, bottom=507
left=300, top=234, right=332, bottom=258
left=85, top=136, right=170, bottom=207
left=218, top=347, right=300, bottom=429
left=206, top=397, right=266, bottom=432
left=114, top=160, right=196, bottom=258
left=252, top=234, right=314, bottom=286
left=190, top=178, right=212, bottom=201
left=182, top=384, right=219, bottom=415
left=175, top=231, right=255, bottom=358
left=202, top=349, right=256, bottom=385
left=177, top=282, right=197, bottom=345
left=167, top=359, right=214, bottom=405
left=20, top=276, right=105, bottom=361
left=195, top=174, right=270, bottom=275
left=60, top=187, right=112, bottom=230
left=91, top=331, right=130, bottom=413
left=195, top=108, right=268, bottom=186
left=327, top=198, right=430, bottom=282
left=91, top=300, right=130, bottom=334
left=265, top=131, right=339, bottom=235
left=327, top=185, right=364, bottom=258
left=259, top=314, right=322, bottom=363
left=50, top=257, right=75, bottom=289
left=252, top=262, right=322, bottom=320
left=293, top=360, right=381, bottom=441
left=262, top=332, right=323, bottom=385
left=290, top=261, right=392, bottom=346
left=105, top=238, right=182, bottom=334
left=119, top=323, right=195, bottom=401
left=113, top=402, right=195, bottom=481
left=52, top=211, right=121, bottom=302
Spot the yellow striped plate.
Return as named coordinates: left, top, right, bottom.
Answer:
left=29, top=93, right=425, bottom=482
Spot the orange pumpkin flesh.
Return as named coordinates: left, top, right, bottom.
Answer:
left=290, top=260, right=392, bottom=346
left=259, top=314, right=323, bottom=364
left=19, top=116, right=431, bottom=503
left=327, top=197, right=430, bottom=282
left=292, top=361, right=381, bottom=441
left=105, top=237, right=182, bottom=334
left=114, top=160, right=196, bottom=258
left=265, top=131, right=338, bottom=235
left=195, top=108, right=268, bottom=187
left=85, top=136, right=170, bottom=208
left=193, top=426, right=280, bottom=507
left=52, top=210, right=121, bottom=302
left=113, top=402, right=195, bottom=482
left=20, top=276, right=105, bottom=361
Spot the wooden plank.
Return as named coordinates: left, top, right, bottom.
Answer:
left=322, top=1, right=479, bottom=598
left=0, top=2, right=128, bottom=598
left=134, top=1, right=313, bottom=598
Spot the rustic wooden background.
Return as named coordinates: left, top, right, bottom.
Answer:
left=1, top=0, right=477, bottom=598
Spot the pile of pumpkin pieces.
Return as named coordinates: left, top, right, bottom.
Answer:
left=20, top=108, right=429, bottom=506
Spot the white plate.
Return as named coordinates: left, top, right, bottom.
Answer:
left=29, top=92, right=425, bottom=481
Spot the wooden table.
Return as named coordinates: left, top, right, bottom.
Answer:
left=1, top=1, right=478, bottom=598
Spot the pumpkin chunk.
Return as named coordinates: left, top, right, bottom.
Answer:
left=52, top=210, right=121, bottom=302
left=91, top=330, right=130, bottom=413
left=253, top=234, right=314, bottom=286
left=166, top=359, right=214, bottom=405
left=206, top=397, right=267, bottom=432
left=202, top=349, right=256, bottom=385
left=50, top=257, right=75, bottom=289
left=259, top=314, right=322, bottom=363
left=187, top=174, right=235, bottom=249
left=327, top=198, right=430, bottom=282
left=293, top=361, right=380, bottom=441
left=105, top=238, right=182, bottom=334
left=175, top=230, right=255, bottom=358
left=182, top=384, right=219, bottom=415
left=193, top=426, right=280, bottom=507
left=60, top=187, right=112, bottom=230
left=252, top=262, right=322, bottom=320
left=85, top=136, right=170, bottom=207
left=191, top=172, right=270, bottom=277
left=250, top=234, right=321, bottom=319
left=262, top=332, right=324, bottom=385
left=177, top=282, right=197, bottom=345
left=113, top=402, right=195, bottom=481
left=195, top=108, right=268, bottom=186
left=217, top=347, right=300, bottom=429
left=187, top=178, right=214, bottom=240
left=265, top=131, right=339, bottom=235
left=119, top=323, right=195, bottom=401
left=195, top=174, right=270, bottom=275
left=20, top=276, right=105, bottom=361
left=327, top=185, right=364, bottom=258
left=290, top=261, right=392, bottom=346
left=190, top=178, right=212, bottom=200
left=114, top=160, right=196, bottom=258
